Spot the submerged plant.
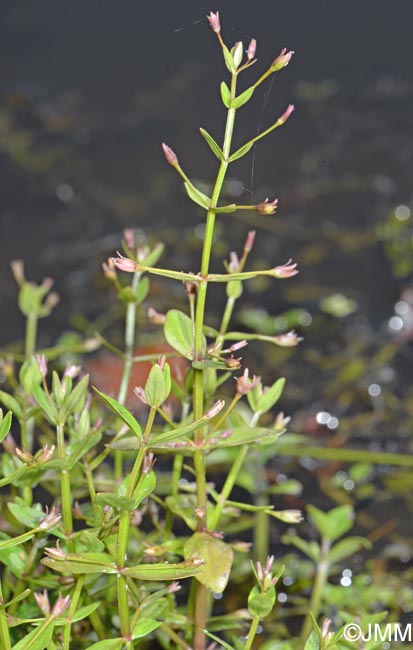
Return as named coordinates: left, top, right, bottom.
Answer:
left=0, top=10, right=401, bottom=650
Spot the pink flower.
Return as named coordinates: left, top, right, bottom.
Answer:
left=247, top=39, right=257, bottom=61
left=207, top=11, right=220, bottom=33
left=161, top=142, right=179, bottom=166
left=52, top=593, right=71, bottom=617
left=271, top=47, right=294, bottom=72
left=235, top=368, right=261, bottom=395
left=111, top=254, right=138, bottom=273
left=35, top=354, right=48, bottom=378
left=272, top=258, right=299, bottom=278
left=277, top=104, right=295, bottom=125
left=273, top=330, right=303, bottom=347
left=256, top=198, right=278, bottom=215
left=244, top=230, right=256, bottom=253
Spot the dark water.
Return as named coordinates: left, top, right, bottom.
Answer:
left=1, top=0, right=413, bottom=611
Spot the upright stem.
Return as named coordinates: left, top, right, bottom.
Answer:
left=63, top=576, right=85, bottom=650
left=244, top=614, right=260, bottom=650
left=299, top=537, right=331, bottom=644
left=57, top=424, right=73, bottom=544
left=0, top=579, right=12, bottom=650
left=193, top=72, right=238, bottom=650
left=25, top=313, right=38, bottom=358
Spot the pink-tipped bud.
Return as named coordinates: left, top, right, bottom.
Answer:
left=321, top=618, right=332, bottom=641
left=39, top=506, right=61, bottom=530
left=228, top=340, right=248, bottom=353
left=228, top=251, right=240, bottom=273
left=274, top=411, right=291, bottom=431
left=273, top=330, right=303, bottom=347
left=207, top=11, right=220, bottom=33
left=35, top=354, right=48, bottom=378
left=102, top=259, right=117, bottom=281
left=271, top=48, right=294, bottom=72
left=161, top=142, right=179, bottom=166
left=272, top=258, right=299, bottom=279
left=142, top=452, right=156, bottom=474
left=168, top=581, right=182, bottom=594
left=205, top=399, right=226, bottom=419
left=277, top=104, right=295, bottom=125
left=134, top=386, right=148, bottom=405
left=45, top=292, right=60, bottom=309
left=44, top=541, right=66, bottom=559
left=273, top=509, right=303, bottom=524
left=256, top=198, right=278, bottom=215
left=147, top=307, right=166, bottom=325
left=244, top=230, right=256, bottom=253
left=247, top=38, right=257, bottom=61
left=34, top=590, right=51, bottom=617
left=10, top=259, right=25, bottom=286
left=36, top=443, right=55, bottom=465
left=123, top=228, right=136, bottom=252
left=52, top=593, right=71, bottom=617
left=111, top=254, right=139, bottom=273
left=235, top=368, right=261, bottom=395
left=64, top=364, right=81, bottom=379
left=15, top=447, right=34, bottom=464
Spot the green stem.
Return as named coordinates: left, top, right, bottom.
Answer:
left=118, top=271, right=141, bottom=405
left=56, top=424, right=73, bottom=544
left=63, top=576, right=85, bottom=650
left=209, top=444, right=248, bottom=530
left=25, top=313, right=38, bottom=358
left=299, top=537, right=331, bottom=644
left=0, top=580, right=12, bottom=650
left=193, top=71, right=238, bottom=650
left=244, top=614, right=260, bottom=650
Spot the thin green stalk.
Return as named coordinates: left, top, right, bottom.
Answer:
left=299, top=537, right=331, bottom=644
left=25, top=312, right=38, bottom=358
left=0, top=579, right=12, bottom=650
left=209, top=444, right=248, bottom=530
left=193, top=71, right=238, bottom=650
left=244, top=614, right=260, bottom=650
left=56, top=424, right=73, bottom=544
left=63, top=576, right=85, bottom=650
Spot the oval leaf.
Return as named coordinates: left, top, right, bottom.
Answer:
left=184, top=532, right=233, bottom=593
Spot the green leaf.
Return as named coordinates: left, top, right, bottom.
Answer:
left=250, top=378, right=285, bottom=414
left=227, top=141, right=254, bottom=163
left=328, top=536, right=371, bottom=564
left=0, top=390, right=23, bottom=420
left=94, top=493, right=136, bottom=511
left=184, top=182, right=211, bottom=209
left=135, top=275, right=150, bottom=305
left=132, top=618, right=162, bottom=639
left=0, top=531, right=36, bottom=550
left=304, top=630, right=320, bottom=650
left=124, top=560, right=203, bottom=581
left=204, top=630, right=235, bottom=650
left=226, top=280, right=243, bottom=299
left=12, top=619, right=54, bottom=650
left=42, top=552, right=117, bottom=574
left=232, top=86, right=255, bottom=109
left=32, top=384, right=58, bottom=424
left=165, top=494, right=199, bottom=530
left=248, top=584, right=276, bottom=618
left=67, top=429, right=102, bottom=469
left=8, top=498, right=44, bottom=528
left=222, top=46, right=236, bottom=73
left=220, top=81, right=231, bottom=108
left=0, top=410, right=12, bottom=442
left=199, top=128, right=224, bottom=160
left=19, top=358, right=42, bottom=393
left=145, top=362, right=171, bottom=407
left=94, top=388, right=142, bottom=438
left=86, top=640, right=123, bottom=650
left=307, top=505, right=355, bottom=542
left=184, top=532, right=233, bottom=593
left=59, top=374, right=89, bottom=423
left=132, top=470, right=156, bottom=507
left=204, top=427, right=282, bottom=449
left=281, top=533, right=320, bottom=561
left=164, top=309, right=200, bottom=360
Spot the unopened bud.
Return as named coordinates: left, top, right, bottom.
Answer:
left=168, top=581, right=182, bottom=594
left=256, top=198, right=278, bottom=215
left=271, top=48, right=294, bottom=72
left=52, top=593, right=71, bottom=617
left=111, top=254, right=139, bottom=273
left=134, top=386, right=148, bottom=405
left=147, top=307, right=166, bottom=325
left=235, top=368, right=261, bottom=395
left=274, top=412, right=291, bottom=431
left=2, top=433, right=17, bottom=454
left=273, top=509, right=303, bottom=524
left=161, top=142, right=179, bottom=166
left=39, top=506, right=61, bottom=530
left=36, top=444, right=55, bottom=465
left=273, top=330, right=303, bottom=347
left=10, top=259, right=25, bottom=286
left=321, top=618, right=332, bottom=640
left=277, top=104, right=295, bottom=125
left=232, top=41, right=243, bottom=68
left=272, top=258, right=299, bottom=279
left=45, top=292, right=60, bottom=310
left=228, top=251, right=240, bottom=273
left=44, top=541, right=66, bottom=559
left=35, top=354, right=48, bottom=378
left=142, top=453, right=156, bottom=474
left=63, top=364, right=81, bottom=379
left=15, top=447, right=34, bottom=464
left=205, top=399, right=225, bottom=419
left=244, top=230, right=256, bottom=253
left=207, top=11, right=220, bottom=33
left=34, top=590, right=51, bottom=617
left=184, top=281, right=199, bottom=297
left=123, top=228, right=136, bottom=252
left=247, top=39, right=257, bottom=61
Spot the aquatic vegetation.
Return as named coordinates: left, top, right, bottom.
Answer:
left=0, top=11, right=411, bottom=650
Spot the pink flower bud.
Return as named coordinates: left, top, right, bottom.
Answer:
left=39, top=506, right=61, bottom=530
left=45, top=292, right=60, bottom=309
left=35, top=354, right=48, bottom=378
left=111, top=254, right=139, bottom=273
left=244, top=230, right=256, bottom=253
left=321, top=618, right=332, bottom=641
left=34, top=590, right=51, bottom=617
left=15, top=447, right=34, bottom=464
left=228, top=340, right=248, bottom=353
left=44, top=541, right=66, bottom=559
left=102, top=260, right=117, bottom=281
left=228, top=251, right=240, bottom=273
left=184, top=281, right=199, bottom=297
left=52, top=593, right=71, bottom=617
left=247, top=38, right=257, bottom=61
left=273, top=330, right=303, bottom=347
left=271, top=48, right=294, bottom=72
left=142, top=452, right=156, bottom=474
left=10, top=259, right=25, bottom=286
left=63, top=364, right=81, bottom=379
left=36, top=443, right=55, bottom=465
left=207, top=11, right=220, bottom=33
left=272, top=258, right=299, bottom=278
left=123, top=228, right=136, bottom=251
left=274, top=411, right=291, bottom=431
left=147, top=307, right=166, bottom=325
left=168, top=581, right=182, bottom=594
left=205, top=399, right=225, bottom=419
left=277, top=104, right=295, bottom=125
left=134, top=386, right=148, bottom=405
left=235, top=369, right=261, bottom=395
left=256, top=198, right=278, bottom=215
left=161, top=142, right=179, bottom=166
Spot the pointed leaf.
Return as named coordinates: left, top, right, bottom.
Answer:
left=328, top=536, right=371, bottom=564
left=307, top=504, right=355, bottom=542
left=0, top=410, right=12, bottom=442
left=184, top=182, right=211, bottom=209
left=59, top=374, right=89, bottom=423
left=94, top=388, right=142, bottom=438
left=85, top=640, right=123, bottom=650
left=256, top=377, right=285, bottom=414
left=32, top=384, right=58, bottom=424
left=145, top=363, right=171, bottom=407
left=204, top=427, right=282, bottom=449
left=124, top=560, right=203, bottom=580
left=0, top=390, right=23, bottom=420
left=228, top=141, right=254, bottom=163
left=11, top=619, right=54, bottom=650
left=164, top=309, right=198, bottom=360
left=184, top=532, right=233, bottom=593
left=222, top=46, right=236, bottom=73
left=132, top=618, right=162, bottom=639
left=94, top=493, right=136, bottom=511
left=232, top=85, right=255, bottom=109
left=200, top=128, right=224, bottom=160
left=220, top=81, right=231, bottom=108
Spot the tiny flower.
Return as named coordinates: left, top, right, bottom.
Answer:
left=256, top=198, right=278, bottom=215
left=64, top=364, right=81, bottom=379
left=52, top=593, right=71, bottom=617
left=220, top=429, right=233, bottom=439
left=142, top=453, right=156, bottom=474
left=44, top=541, right=66, bottom=559
left=134, top=386, right=148, bottom=405
left=123, top=228, right=136, bottom=252
left=272, top=258, right=299, bottom=278
left=147, top=307, right=166, bottom=325
left=228, top=340, right=248, bottom=353
left=228, top=251, right=240, bottom=273
left=10, top=259, right=25, bottom=286
left=235, top=368, right=261, bottom=395
left=102, top=259, right=117, bottom=281
left=161, top=142, right=179, bottom=166
left=36, top=444, right=55, bottom=465
left=255, top=555, right=281, bottom=591
left=15, top=447, right=34, bottom=464
left=184, top=280, right=199, bottom=297
left=244, top=230, right=256, bottom=253
left=273, top=330, right=303, bottom=347
left=168, top=581, right=182, bottom=594
left=321, top=618, right=332, bottom=641
left=205, top=399, right=226, bottom=419
left=247, top=38, right=257, bottom=61
left=274, top=411, right=291, bottom=431
left=225, top=355, right=242, bottom=369
left=35, top=354, right=48, bottom=378
left=207, top=11, right=220, bottom=33
left=39, top=506, right=61, bottom=530
left=111, top=254, right=139, bottom=273
left=34, top=590, right=51, bottom=617
left=273, top=509, right=303, bottom=524
left=277, top=104, right=295, bottom=125
left=45, top=292, right=60, bottom=309
left=271, top=47, right=294, bottom=72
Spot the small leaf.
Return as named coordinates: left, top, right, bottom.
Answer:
left=184, top=532, right=233, bottom=593
left=184, top=182, right=211, bottom=209
left=145, top=362, right=171, bottom=408
left=307, top=504, right=355, bottom=542
left=304, top=630, right=320, bottom=650
left=204, top=427, right=282, bottom=449
left=94, top=388, right=142, bottom=438
left=231, top=86, right=255, bottom=109
left=132, top=470, right=156, bottom=507
left=256, top=378, right=286, bottom=414
left=135, top=276, right=150, bottom=305
left=328, top=536, right=371, bottom=564
left=59, top=374, right=89, bottom=423
left=222, top=46, right=236, bottom=73
left=227, top=141, right=254, bottom=163
left=132, top=618, right=162, bottom=639
left=86, top=640, right=123, bottom=650
left=248, top=584, right=276, bottom=618
left=124, top=560, right=203, bottom=581
left=164, top=309, right=199, bottom=360
left=66, top=602, right=101, bottom=623
left=204, top=630, right=235, bottom=650
left=0, top=410, right=12, bottom=442
left=94, top=493, right=136, bottom=511
left=0, top=390, right=23, bottom=420
left=220, top=81, right=231, bottom=108
left=8, top=498, right=44, bottom=528
left=32, top=384, right=58, bottom=425
left=11, top=619, right=54, bottom=650
left=199, top=128, right=224, bottom=160
left=42, top=552, right=117, bottom=574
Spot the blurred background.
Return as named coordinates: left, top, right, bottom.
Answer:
left=1, top=0, right=413, bottom=574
